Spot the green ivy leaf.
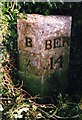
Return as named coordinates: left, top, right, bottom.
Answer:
left=20, top=13, right=27, bottom=19
left=5, top=15, right=11, bottom=21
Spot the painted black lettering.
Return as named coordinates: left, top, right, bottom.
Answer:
left=54, top=38, right=64, bottom=48
left=45, top=40, right=52, bottom=50
left=54, top=55, right=63, bottom=68
left=26, top=37, right=32, bottom=47
left=50, top=57, right=53, bottom=69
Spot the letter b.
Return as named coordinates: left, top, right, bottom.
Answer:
left=26, top=37, right=32, bottom=47
left=45, top=40, right=52, bottom=50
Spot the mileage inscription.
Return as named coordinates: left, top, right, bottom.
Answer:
left=25, top=36, right=68, bottom=70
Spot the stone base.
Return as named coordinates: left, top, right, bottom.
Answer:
left=19, top=68, right=68, bottom=97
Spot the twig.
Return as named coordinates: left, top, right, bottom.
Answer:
left=36, top=103, right=56, bottom=109
left=0, top=98, right=12, bottom=100
left=21, top=89, right=32, bottom=97
left=54, top=114, right=80, bottom=119
left=8, top=62, right=17, bottom=70
left=38, top=107, right=57, bottom=120
left=15, top=80, right=23, bottom=88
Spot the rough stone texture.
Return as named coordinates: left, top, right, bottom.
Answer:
left=17, top=14, right=71, bottom=52
left=17, top=14, right=72, bottom=96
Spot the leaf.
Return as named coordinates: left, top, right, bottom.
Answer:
left=79, top=114, right=82, bottom=120
left=0, top=104, right=4, bottom=111
left=5, top=15, right=11, bottom=21
left=20, top=13, right=26, bottom=19
left=13, top=9, right=19, bottom=14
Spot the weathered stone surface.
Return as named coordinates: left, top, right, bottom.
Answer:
left=17, top=14, right=71, bottom=52
left=17, top=14, right=72, bottom=96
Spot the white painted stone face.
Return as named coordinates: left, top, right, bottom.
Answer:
left=17, top=14, right=72, bottom=95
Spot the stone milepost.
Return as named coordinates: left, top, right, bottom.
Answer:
left=17, top=14, right=72, bottom=96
